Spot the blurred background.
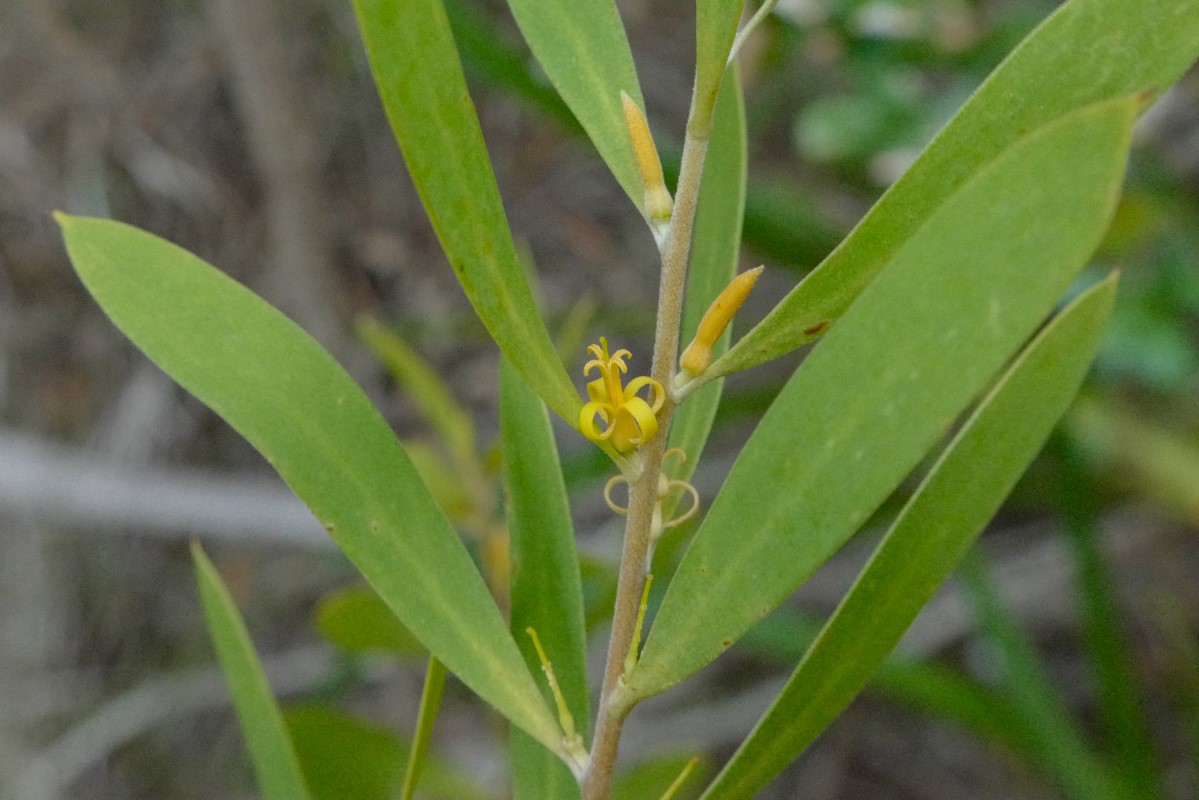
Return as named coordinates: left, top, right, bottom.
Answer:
left=1, top=0, right=1198, bottom=798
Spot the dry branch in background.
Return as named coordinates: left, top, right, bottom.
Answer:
left=208, top=0, right=349, bottom=360
left=0, top=429, right=329, bottom=548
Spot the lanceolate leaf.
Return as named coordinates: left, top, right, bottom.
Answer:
left=502, top=358, right=588, bottom=797
left=286, top=705, right=494, bottom=800
left=627, top=96, right=1137, bottom=700
left=694, top=0, right=747, bottom=125
left=958, top=556, right=1127, bottom=800
left=402, top=657, right=449, bottom=800
left=314, top=586, right=425, bottom=657
left=741, top=613, right=1034, bottom=759
left=444, top=0, right=580, bottom=135
left=351, top=0, right=579, bottom=425
left=612, top=754, right=714, bottom=800
left=1051, top=436, right=1159, bottom=797
left=59, top=214, right=564, bottom=755
left=714, top=0, right=1199, bottom=379
left=666, top=68, right=746, bottom=502
left=191, top=544, right=313, bottom=800
left=504, top=0, right=645, bottom=205
left=356, top=317, right=476, bottom=470
left=502, top=360, right=588, bottom=721
left=697, top=276, right=1119, bottom=800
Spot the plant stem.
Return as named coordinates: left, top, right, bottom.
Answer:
left=581, top=90, right=712, bottom=800
left=727, top=0, right=780, bottom=67
left=401, top=656, right=447, bottom=800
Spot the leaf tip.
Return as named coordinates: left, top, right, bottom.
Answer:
left=189, top=539, right=209, bottom=568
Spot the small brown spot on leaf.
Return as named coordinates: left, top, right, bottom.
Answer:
left=803, top=321, right=829, bottom=336
left=370, top=521, right=381, bottom=533
left=722, top=639, right=732, bottom=648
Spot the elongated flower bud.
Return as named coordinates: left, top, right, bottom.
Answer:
left=679, top=266, right=764, bottom=376
left=622, top=91, right=673, bottom=226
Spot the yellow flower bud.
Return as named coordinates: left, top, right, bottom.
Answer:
left=621, top=91, right=673, bottom=224
left=679, top=266, right=764, bottom=375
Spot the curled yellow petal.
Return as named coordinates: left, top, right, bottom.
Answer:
left=624, top=375, right=666, bottom=413
left=663, top=447, right=687, bottom=468
left=615, top=395, right=659, bottom=452
left=663, top=480, right=700, bottom=529
left=579, top=401, right=616, bottom=441
left=680, top=265, right=765, bottom=376
left=604, top=474, right=629, bottom=515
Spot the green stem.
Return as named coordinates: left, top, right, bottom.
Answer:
left=727, top=0, right=780, bottom=66
left=401, top=656, right=447, bottom=800
left=580, top=80, right=713, bottom=800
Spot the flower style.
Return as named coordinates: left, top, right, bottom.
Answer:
left=579, top=338, right=665, bottom=454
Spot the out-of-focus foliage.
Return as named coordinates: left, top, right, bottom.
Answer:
left=34, top=1, right=1199, bottom=799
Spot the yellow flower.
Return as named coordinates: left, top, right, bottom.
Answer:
left=579, top=338, right=665, bottom=453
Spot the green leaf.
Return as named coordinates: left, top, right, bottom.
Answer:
left=402, top=440, right=478, bottom=522
left=665, top=67, right=746, bottom=508
left=289, top=706, right=400, bottom=800
left=715, top=0, right=1199, bottom=378
left=286, top=705, right=494, bottom=800
left=1066, top=394, right=1199, bottom=524
left=555, top=296, right=600, bottom=365
left=694, top=0, right=747, bottom=126
left=444, top=0, right=581, bottom=135
left=441, top=0, right=838, bottom=272
left=696, top=276, right=1119, bottom=800
left=1051, top=435, right=1159, bottom=798
left=314, top=586, right=425, bottom=657
left=741, top=613, right=1035, bottom=760
left=869, top=659, right=1034, bottom=760
left=59, top=214, right=563, bottom=755
left=959, top=555, right=1126, bottom=800
left=502, top=359, right=589, bottom=722
left=356, top=317, right=476, bottom=470
left=504, top=0, right=644, bottom=205
left=191, top=543, right=312, bottom=800
left=351, top=0, right=579, bottom=425
left=612, top=754, right=713, bottom=800
left=628, top=96, right=1137, bottom=700
left=511, top=725, right=580, bottom=800
left=501, top=358, right=588, bottom=796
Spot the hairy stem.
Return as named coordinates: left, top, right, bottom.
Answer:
left=581, top=89, right=713, bottom=800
